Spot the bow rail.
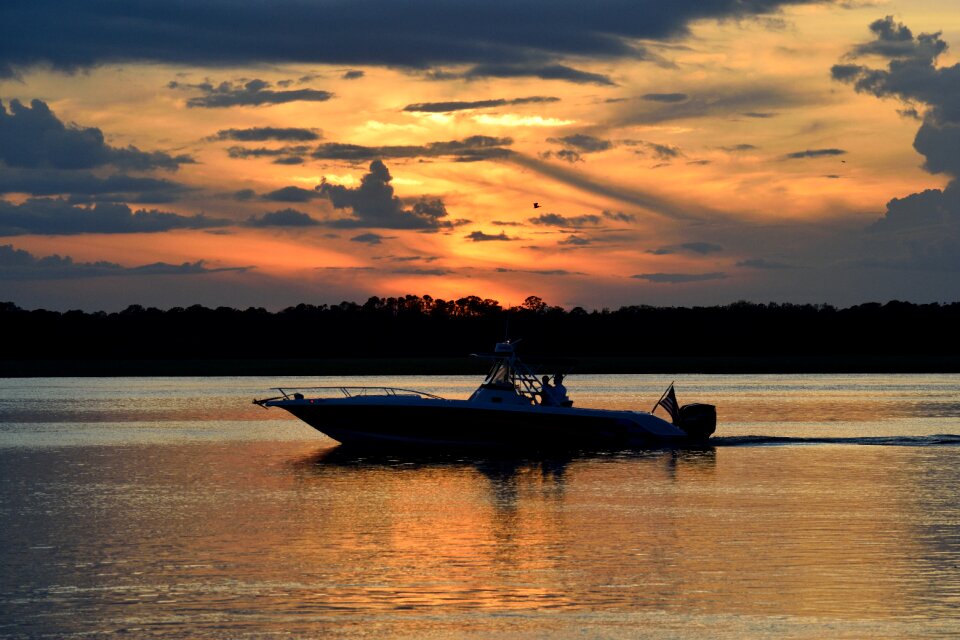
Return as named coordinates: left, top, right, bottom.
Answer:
left=253, top=385, right=446, bottom=407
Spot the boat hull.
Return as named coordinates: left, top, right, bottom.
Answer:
left=272, top=397, right=700, bottom=449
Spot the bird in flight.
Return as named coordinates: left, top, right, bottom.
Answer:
left=533, top=202, right=541, bottom=209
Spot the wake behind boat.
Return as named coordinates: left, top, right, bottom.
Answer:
left=253, top=341, right=716, bottom=449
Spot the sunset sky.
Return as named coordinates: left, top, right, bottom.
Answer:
left=2, top=0, right=959, bottom=311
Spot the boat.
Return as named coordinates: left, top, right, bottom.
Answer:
left=253, top=340, right=716, bottom=449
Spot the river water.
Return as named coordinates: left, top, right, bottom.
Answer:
left=1, top=374, right=959, bottom=638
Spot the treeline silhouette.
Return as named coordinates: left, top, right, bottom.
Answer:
left=3, top=295, right=959, bottom=369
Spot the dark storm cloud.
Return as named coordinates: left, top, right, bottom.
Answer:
left=529, top=213, right=602, bottom=228
left=0, top=198, right=227, bottom=235
left=170, top=80, right=333, bottom=108
left=0, top=245, right=250, bottom=280
left=0, top=1, right=824, bottom=80
left=316, top=160, right=466, bottom=230
left=631, top=272, right=727, bottom=283
left=246, top=208, right=320, bottom=227
left=213, top=127, right=321, bottom=142
left=833, top=16, right=960, bottom=262
left=466, top=231, right=514, bottom=242
left=0, top=99, right=192, bottom=171
left=783, top=148, right=846, bottom=159
left=403, top=96, right=560, bottom=113
left=311, top=136, right=513, bottom=163
left=642, top=93, right=688, bottom=103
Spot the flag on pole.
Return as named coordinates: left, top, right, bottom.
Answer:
left=656, top=383, right=680, bottom=424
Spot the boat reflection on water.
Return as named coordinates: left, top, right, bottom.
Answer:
left=291, top=443, right=718, bottom=489
left=256, top=340, right=717, bottom=450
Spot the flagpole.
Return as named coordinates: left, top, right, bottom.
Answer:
left=651, top=381, right=675, bottom=413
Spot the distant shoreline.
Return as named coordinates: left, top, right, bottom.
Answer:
left=3, top=355, right=960, bottom=377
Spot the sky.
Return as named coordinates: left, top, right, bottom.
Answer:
left=1, top=0, right=959, bottom=311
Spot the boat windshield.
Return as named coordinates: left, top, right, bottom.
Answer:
left=471, top=341, right=575, bottom=404
left=485, top=361, right=511, bottom=385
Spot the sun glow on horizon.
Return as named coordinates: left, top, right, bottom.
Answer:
left=2, top=1, right=960, bottom=310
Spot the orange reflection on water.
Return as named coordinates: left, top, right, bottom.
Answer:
left=4, top=439, right=960, bottom=637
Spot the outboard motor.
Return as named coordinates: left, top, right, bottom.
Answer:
left=677, top=403, right=717, bottom=440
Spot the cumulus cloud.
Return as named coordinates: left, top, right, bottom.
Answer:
left=833, top=16, right=960, bottom=270
left=850, top=15, right=945, bottom=60
left=466, top=230, right=514, bottom=242
left=213, top=127, right=321, bottom=141
left=316, top=160, right=466, bottom=230
left=869, top=185, right=960, bottom=233
left=246, top=208, right=320, bottom=227
left=0, top=198, right=227, bottom=235
left=260, top=186, right=322, bottom=203
left=403, top=96, right=560, bottom=113
left=170, top=79, right=333, bottom=108
left=0, top=98, right=192, bottom=171
left=832, top=17, right=959, bottom=179
left=0, top=244, right=250, bottom=280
